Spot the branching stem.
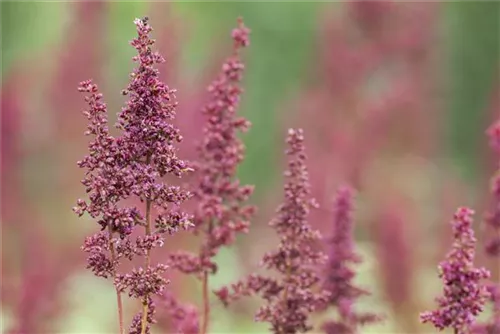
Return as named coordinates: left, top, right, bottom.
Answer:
left=108, top=226, right=125, bottom=334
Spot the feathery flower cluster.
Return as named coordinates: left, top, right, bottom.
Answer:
left=420, top=207, right=491, bottom=334
left=163, top=18, right=253, bottom=334
left=471, top=107, right=500, bottom=334
left=216, top=129, right=330, bottom=334
left=167, top=17, right=252, bottom=279
left=157, top=291, right=200, bottom=334
left=320, top=187, right=380, bottom=334
left=70, top=13, right=500, bottom=334
left=74, top=17, right=192, bottom=334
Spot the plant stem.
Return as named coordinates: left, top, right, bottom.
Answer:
left=279, top=259, right=292, bottom=334
left=108, top=227, right=125, bottom=334
left=201, top=271, right=210, bottom=334
left=140, top=198, right=152, bottom=334
left=200, top=221, right=214, bottom=334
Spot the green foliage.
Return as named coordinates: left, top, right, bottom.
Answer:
left=445, top=1, right=500, bottom=182
left=56, top=273, right=118, bottom=333
left=1, top=1, right=69, bottom=77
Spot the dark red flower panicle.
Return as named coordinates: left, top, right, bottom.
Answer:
left=163, top=18, right=253, bottom=334
left=216, top=129, right=329, bottom=334
left=167, top=17, right=253, bottom=278
left=74, top=17, right=192, bottom=333
left=420, top=207, right=491, bottom=334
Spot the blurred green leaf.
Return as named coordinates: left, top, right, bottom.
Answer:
left=0, top=308, right=13, bottom=332
left=445, top=2, right=500, bottom=182
left=237, top=3, right=321, bottom=197
left=56, top=273, right=117, bottom=333
left=1, top=2, right=69, bottom=77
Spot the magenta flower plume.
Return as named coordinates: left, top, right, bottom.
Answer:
left=163, top=18, right=253, bottom=334
left=373, top=198, right=416, bottom=332
left=156, top=291, right=200, bottom=334
left=420, top=207, right=491, bottom=334
left=74, top=17, right=192, bottom=334
left=320, top=186, right=380, bottom=334
left=472, top=99, right=500, bottom=334
left=216, top=128, right=329, bottom=334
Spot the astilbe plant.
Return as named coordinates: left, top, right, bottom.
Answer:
left=320, top=186, right=380, bottom=334
left=68, top=13, right=499, bottom=334
left=420, top=207, right=491, bottom=334
left=288, top=7, right=439, bottom=326
left=470, top=101, right=500, bottom=334
left=74, top=17, right=192, bottom=334
left=156, top=291, right=200, bottom=334
left=216, top=128, right=330, bottom=334
left=164, top=18, right=254, bottom=334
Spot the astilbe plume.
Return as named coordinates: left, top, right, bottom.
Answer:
left=216, top=128, right=330, bottom=334
left=373, top=197, right=416, bottom=332
left=320, top=187, right=380, bottom=334
left=133, top=10, right=203, bottom=333
left=471, top=94, right=500, bottom=333
left=420, top=207, right=491, bottom=334
left=74, top=17, right=192, bottom=334
left=164, top=18, right=253, bottom=334
left=156, top=291, right=200, bottom=334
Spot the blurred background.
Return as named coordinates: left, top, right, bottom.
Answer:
left=1, top=1, right=499, bottom=333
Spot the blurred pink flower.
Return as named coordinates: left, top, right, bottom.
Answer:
left=2, top=64, right=81, bottom=332
left=320, top=186, right=380, bottom=334
left=373, top=196, right=417, bottom=332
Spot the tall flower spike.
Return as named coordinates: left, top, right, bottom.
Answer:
left=163, top=18, right=253, bottom=334
left=420, top=207, right=491, bottom=334
left=75, top=17, right=192, bottom=334
left=471, top=92, right=500, bottom=334
left=320, top=186, right=380, bottom=334
left=216, top=128, right=329, bottom=334
left=373, top=198, right=415, bottom=332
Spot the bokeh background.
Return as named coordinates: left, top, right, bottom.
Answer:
left=1, top=1, right=500, bottom=333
